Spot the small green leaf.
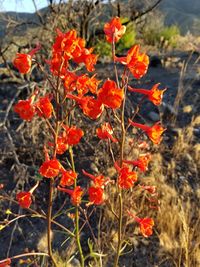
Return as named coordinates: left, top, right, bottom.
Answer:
left=5, top=209, right=12, bottom=215
left=0, top=225, right=6, bottom=231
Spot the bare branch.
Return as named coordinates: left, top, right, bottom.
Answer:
left=130, top=0, right=163, bottom=22
left=32, top=0, right=45, bottom=25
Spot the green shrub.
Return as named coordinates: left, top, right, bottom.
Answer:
left=94, top=39, right=112, bottom=58
left=143, top=25, right=180, bottom=49
left=159, top=25, right=180, bottom=48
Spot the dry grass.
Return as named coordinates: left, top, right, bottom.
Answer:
left=150, top=146, right=200, bottom=267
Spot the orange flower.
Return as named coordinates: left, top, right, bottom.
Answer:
left=16, top=191, right=32, bottom=209
left=128, top=83, right=167, bottom=105
left=13, top=44, right=41, bottom=74
left=13, top=53, right=32, bottom=74
left=35, top=95, right=53, bottom=119
left=74, top=48, right=98, bottom=72
left=96, top=122, right=118, bottom=143
left=56, top=139, right=68, bottom=154
left=136, top=217, right=154, bottom=237
left=85, top=74, right=101, bottom=94
left=88, top=187, right=104, bottom=205
left=82, top=169, right=111, bottom=188
left=127, top=45, right=149, bottom=79
left=129, top=120, right=166, bottom=145
left=66, top=94, right=104, bottom=120
left=72, top=37, right=86, bottom=59
left=60, top=170, right=77, bottom=187
left=62, top=125, right=84, bottom=146
left=75, top=74, right=100, bottom=96
left=115, top=162, right=137, bottom=189
left=48, top=136, right=69, bottom=155
left=0, top=258, right=11, bottom=267
left=84, top=52, right=98, bottom=72
left=98, top=80, right=124, bottom=109
left=128, top=211, right=154, bottom=237
left=115, top=45, right=149, bottom=79
left=14, top=99, right=35, bottom=121
left=123, top=153, right=151, bottom=172
left=63, top=71, right=78, bottom=92
left=60, top=29, right=79, bottom=58
left=81, top=97, right=104, bottom=119
left=104, top=17, right=126, bottom=43
left=39, top=158, right=61, bottom=178
left=49, top=52, right=68, bottom=77
left=58, top=186, right=83, bottom=206
left=62, top=32, right=85, bottom=60
left=53, top=29, right=84, bottom=60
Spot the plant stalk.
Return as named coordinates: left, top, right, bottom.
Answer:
left=113, top=191, right=123, bottom=267
left=46, top=56, right=63, bottom=267
left=47, top=179, right=58, bottom=267
left=112, top=35, right=127, bottom=266
left=113, top=110, right=126, bottom=267
left=69, top=147, right=85, bottom=267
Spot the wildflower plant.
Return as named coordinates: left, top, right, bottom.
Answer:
left=0, top=17, right=166, bottom=266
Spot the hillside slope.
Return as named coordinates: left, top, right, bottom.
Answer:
left=159, top=0, right=200, bottom=35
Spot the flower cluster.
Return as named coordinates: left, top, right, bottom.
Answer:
left=83, top=170, right=111, bottom=205
left=50, top=29, right=97, bottom=75
left=10, top=15, right=168, bottom=266
left=14, top=92, right=53, bottom=121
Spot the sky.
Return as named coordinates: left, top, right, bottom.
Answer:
left=1, top=0, right=50, bottom=13
left=1, top=0, right=108, bottom=13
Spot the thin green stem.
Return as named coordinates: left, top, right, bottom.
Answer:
left=69, top=147, right=85, bottom=267
left=47, top=179, right=58, bottom=267
left=111, top=35, right=127, bottom=267
left=113, top=100, right=126, bottom=266
left=113, top=193, right=123, bottom=267
left=46, top=56, right=64, bottom=267
left=46, top=117, right=59, bottom=267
